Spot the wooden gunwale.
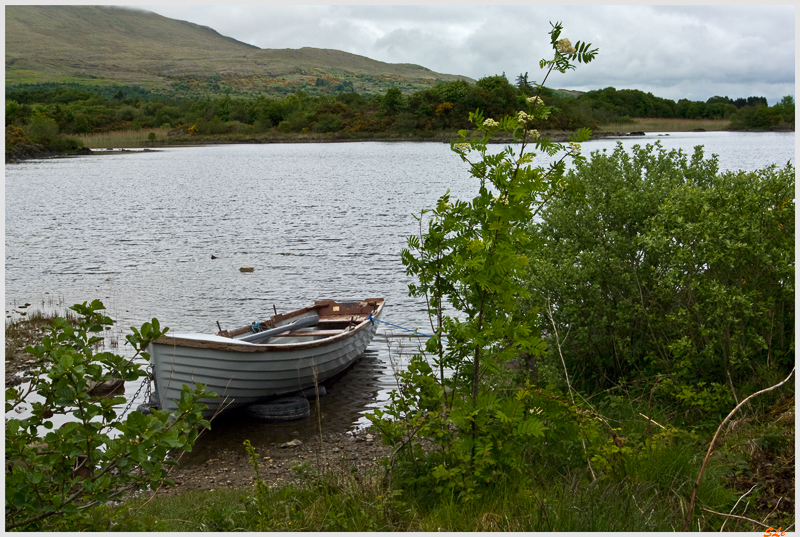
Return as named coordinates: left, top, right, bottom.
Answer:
left=215, top=299, right=381, bottom=338
left=153, top=299, right=384, bottom=353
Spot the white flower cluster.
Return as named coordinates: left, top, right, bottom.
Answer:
left=526, top=96, right=545, bottom=107
left=482, top=118, right=499, bottom=129
left=557, top=38, right=577, bottom=54
left=517, top=110, right=533, bottom=126
left=454, top=142, right=471, bottom=152
left=569, top=142, right=582, bottom=154
left=526, top=129, right=541, bottom=140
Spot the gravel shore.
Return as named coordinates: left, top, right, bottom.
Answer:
left=160, top=428, right=393, bottom=496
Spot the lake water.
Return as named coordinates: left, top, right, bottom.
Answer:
left=5, top=132, right=794, bottom=461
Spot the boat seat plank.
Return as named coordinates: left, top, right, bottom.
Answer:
left=270, top=329, right=348, bottom=337
left=318, top=315, right=368, bottom=324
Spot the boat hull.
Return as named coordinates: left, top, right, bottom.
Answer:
left=147, top=299, right=383, bottom=418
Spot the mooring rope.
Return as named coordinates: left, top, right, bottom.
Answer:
left=368, top=312, right=448, bottom=342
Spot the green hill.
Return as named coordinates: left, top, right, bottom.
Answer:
left=5, top=5, right=472, bottom=98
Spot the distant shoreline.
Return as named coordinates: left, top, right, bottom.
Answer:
left=6, top=126, right=793, bottom=163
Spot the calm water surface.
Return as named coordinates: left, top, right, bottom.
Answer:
left=5, top=133, right=794, bottom=461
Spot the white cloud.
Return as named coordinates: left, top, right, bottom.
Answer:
left=136, top=4, right=795, bottom=104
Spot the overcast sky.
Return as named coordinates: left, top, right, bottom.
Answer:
left=133, top=4, right=795, bottom=105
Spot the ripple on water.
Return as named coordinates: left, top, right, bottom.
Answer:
left=5, top=136, right=794, bottom=464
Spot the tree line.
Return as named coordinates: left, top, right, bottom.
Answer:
left=7, top=76, right=795, bottom=137
left=5, top=76, right=794, bottom=160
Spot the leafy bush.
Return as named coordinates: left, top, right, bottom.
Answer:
left=5, top=300, right=216, bottom=531
left=524, top=142, right=794, bottom=415
left=25, top=111, right=59, bottom=141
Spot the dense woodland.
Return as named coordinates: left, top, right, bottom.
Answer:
left=5, top=75, right=795, bottom=159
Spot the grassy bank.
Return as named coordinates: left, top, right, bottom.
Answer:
left=6, top=305, right=792, bottom=531
left=74, top=128, right=454, bottom=149
left=116, top=391, right=793, bottom=532
left=601, top=117, right=731, bottom=132
left=75, top=128, right=172, bottom=149
left=5, top=303, right=76, bottom=381
left=74, top=118, right=737, bottom=149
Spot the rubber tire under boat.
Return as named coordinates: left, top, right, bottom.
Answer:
left=246, top=397, right=311, bottom=421
left=297, top=385, right=326, bottom=399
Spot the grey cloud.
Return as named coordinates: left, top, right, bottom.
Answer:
left=137, top=5, right=794, bottom=104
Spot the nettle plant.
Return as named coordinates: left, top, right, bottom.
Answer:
left=368, top=23, right=606, bottom=498
left=5, top=299, right=216, bottom=531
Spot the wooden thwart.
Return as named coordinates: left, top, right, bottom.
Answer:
left=270, top=329, right=347, bottom=338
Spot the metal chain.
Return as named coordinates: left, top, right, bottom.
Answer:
left=113, top=363, right=153, bottom=426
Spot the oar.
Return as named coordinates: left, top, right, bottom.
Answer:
left=240, top=314, right=320, bottom=343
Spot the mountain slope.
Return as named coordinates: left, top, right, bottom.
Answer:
left=5, top=6, right=471, bottom=96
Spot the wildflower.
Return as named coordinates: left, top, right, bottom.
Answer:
left=526, top=129, right=541, bottom=140
left=557, top=38, right=577, bottom=54
left=569, top=142, right=582, bottom=154
left=517, top=110, right=533, bottom=126
left=526, top=96, right=544, bottom=107
left=453, top=142, right=471, bottom=152
left=482, top=118, right=499, bottom=129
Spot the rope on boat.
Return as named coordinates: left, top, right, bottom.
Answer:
left=251, top=321, right=262, bottom=333
left=368, top=312, right=448, bottom=342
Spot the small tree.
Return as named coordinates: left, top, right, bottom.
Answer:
left=25, top=111, right=59, bottom=141
left=368, top=23, right=601, bottom=497
left=5, top=300, right=216, bottom=531
left=381, top=87, right=407, bottom=116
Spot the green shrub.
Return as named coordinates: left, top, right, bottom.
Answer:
left=5, top=300, right=216, bottom=531
left=524, top=142, right=795, bottom=414
left=25, top=111, right=59, bottom=141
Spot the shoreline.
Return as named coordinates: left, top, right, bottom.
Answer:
left=4, top=314, right=392, bottom=497
left=6, top=126, right=793, bottom=163
left=160, top=427, right=393, bottom=497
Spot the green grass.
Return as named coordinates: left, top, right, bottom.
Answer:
left=115, top=392, right=793, bottom=532
left=7, top=313, right=790, bottom=532
left=76, top=128, right=171, bottom=149
left=78, top=128, right=459, bottom=149
left=120, top=462, right=718, bottom=531
left=601, top=117, right=731, bottom=132
left=5, top=305, right=78, bottom=365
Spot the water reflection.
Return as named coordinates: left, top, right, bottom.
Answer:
left=179, top=348, right=389, bottom=465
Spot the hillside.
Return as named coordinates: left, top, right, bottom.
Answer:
left=5, top=5, right=472, bottom=98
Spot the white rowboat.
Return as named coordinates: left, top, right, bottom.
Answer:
left=147, top=298, right=384, bottom=418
